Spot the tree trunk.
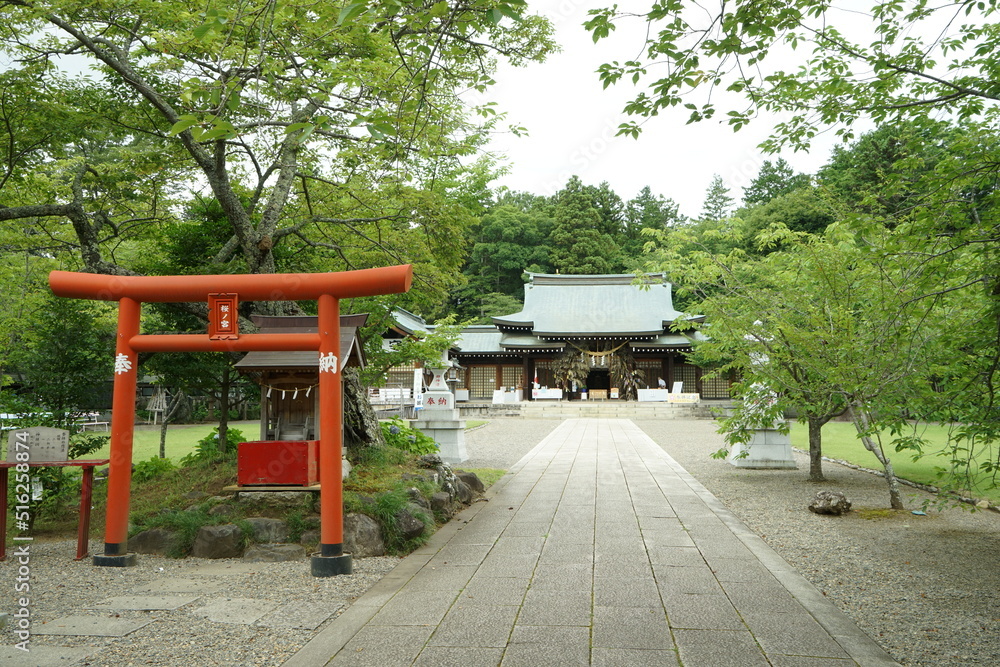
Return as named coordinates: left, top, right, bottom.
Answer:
left=849, top=402, right=904, bottom=509
left=342, top=367, right=385, bottom=457
left=158, top=390, right=186, bottom=459
left=807, top=415, right=826, bottom=482
left=218, top=364, right=231, bottom=455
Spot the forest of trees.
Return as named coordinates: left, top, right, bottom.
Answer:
left=3, top=1, right=1000, bottom=505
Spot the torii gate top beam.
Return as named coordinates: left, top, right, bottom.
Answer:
left=49, top=266, right=412, bottom=303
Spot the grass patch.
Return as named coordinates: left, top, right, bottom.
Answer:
left=458, top=467, right=506, bottom=488
left=855, top=507, right=907, bottom=521
left=85, top=420, right=259, bottom=464
left=789, top=421, right=1000, bottom=504
left=465, top=420, right=488, bottom=429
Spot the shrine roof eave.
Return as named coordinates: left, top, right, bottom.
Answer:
left=493, top=318, right=533, bottom=331
left=500, top=342, right=565, bottom=351
left=532, top=330, right=666, bottom=339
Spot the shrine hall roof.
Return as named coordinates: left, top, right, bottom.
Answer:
left=492, top=273, right=696, bottom=338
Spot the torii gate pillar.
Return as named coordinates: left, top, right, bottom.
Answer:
left=50, top=266, right=412, bottom=577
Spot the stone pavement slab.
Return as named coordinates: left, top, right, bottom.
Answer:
left=32, top=615, right=154, bottom=637
left=133, top=577, right=225, bottom=594
left=190, top=597, right=276, bottom=625
left=0, top=644, right=100, bottom=666
left=284, top=418, right=900, bottom=666
left=86, top=595, right=199, bottom=610
left=256, top=601, right=345, bottom=630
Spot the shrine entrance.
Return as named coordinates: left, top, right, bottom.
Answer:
left=586, top=369, right=611, bottom=391
left=49, top=266, right=412, bottom=577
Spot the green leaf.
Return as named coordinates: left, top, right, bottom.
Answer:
left=338, top=3, right=367, bottom=25
left=168, top=115, right=200, bottom=136
left=192, top=23, right=214, bottom=39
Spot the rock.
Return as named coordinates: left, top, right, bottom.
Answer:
left=430, top=492, right=454, bottom=519
left=977, top=500, right=990, bottom=509
left=243, top=543, right=306, bottom=562
left=208, top=504, right=233, bottom=517
left=343, top=513, right=385, bottom=557
left=300, top=529, right=321, bottom=546
left=452, top=479, right=473, bottom=505
left=809, top=491, right=852, bottom=516
left=406, top=487, right=431, bottom=510
left=418, top=453, right=444, bottom=467
left=192, top=524, right=245, bottom=559
left=396, top=505, right=428, bottom=541
left=455, top=471, right=485, bottom=494
left=129, top=528, right=182, bottom=556
left=245, top=517, right=289, bottom=543
left=236, top=491, right=310, bottom=511
left=182, top=490, right=209, bottom=501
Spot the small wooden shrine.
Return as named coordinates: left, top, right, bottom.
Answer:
left=235, top=314, right=368, bottom=441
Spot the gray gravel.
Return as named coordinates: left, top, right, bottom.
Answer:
left=4, top=416, right=998, bottom=666
left=1, top=544, right=398, bottom=666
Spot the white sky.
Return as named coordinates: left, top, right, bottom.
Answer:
left=481, top=1, right=850, bottom=218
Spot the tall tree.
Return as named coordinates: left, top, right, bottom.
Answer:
left=0, top=1, right=555, bottom=444
left=548, top=176, right=623, bottom=274
left=622, top=186, right=684, bottom=260
left=7, top=293, right=115, bottom=426
left=743, top=159, right=811, bottom=207
left=468, top=205, right=552, bottom=295
left=700, top=175, right=734, bottom=221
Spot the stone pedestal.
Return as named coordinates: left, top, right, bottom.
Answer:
left=728, top=422, right=797, bottom=469
left=410, top=368, right=467, bottom=464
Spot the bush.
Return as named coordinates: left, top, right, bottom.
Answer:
left=380, top=419, right=439, bottom=456
left=133, top=456, right=177, bottom=482
left=181, top=427, right=245, bottom=465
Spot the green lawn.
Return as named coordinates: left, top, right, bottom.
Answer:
left=788, top=421, right=1000, bottom=504
left=90, top=419, right=487, bottom=465
left=87, top=421, right=259, bottom=464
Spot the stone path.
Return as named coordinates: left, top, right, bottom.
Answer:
left=284, top=418, right=899, bottom=666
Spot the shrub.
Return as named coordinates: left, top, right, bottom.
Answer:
left=181, top=427, right=245, bottom=465
left=133, top=456, right=177, bottom=482
left=380, top=419, right=439, bottom=456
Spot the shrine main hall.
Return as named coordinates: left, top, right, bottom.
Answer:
left=409, top=273, right=731, bottom=403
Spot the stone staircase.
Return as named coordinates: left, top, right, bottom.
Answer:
left=459, top=400, right=728, bottom=420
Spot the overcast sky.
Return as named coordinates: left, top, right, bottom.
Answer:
left=480, top=2, right=849, bottom=219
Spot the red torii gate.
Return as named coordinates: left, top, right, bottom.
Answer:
left=49, top=265, right=412, bottom=577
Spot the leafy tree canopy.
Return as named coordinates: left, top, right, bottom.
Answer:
left=586, top=1, right=1000, bottom=150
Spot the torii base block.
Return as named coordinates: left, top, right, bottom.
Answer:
left=94, top=553, right=137, bottom=567
left=311, top=553, right=353, bottom=577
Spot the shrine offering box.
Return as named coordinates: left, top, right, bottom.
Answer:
left=237, top=440, right=319, bottom=486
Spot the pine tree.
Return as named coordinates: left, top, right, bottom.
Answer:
left=548, top=176, right=622, bottom=274
left=700, top=174, right=734, bottom=221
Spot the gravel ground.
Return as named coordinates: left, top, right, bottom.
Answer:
left=4, top=416, right=998, bottom=666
